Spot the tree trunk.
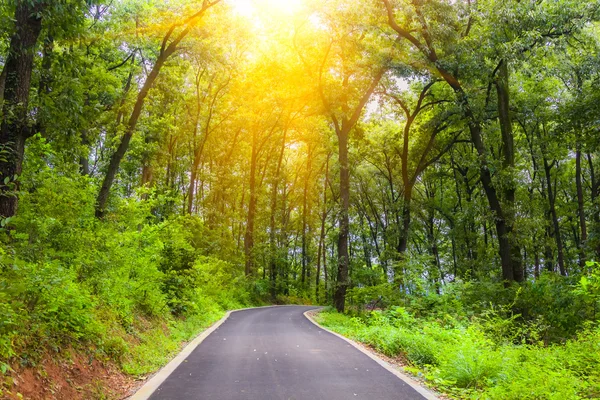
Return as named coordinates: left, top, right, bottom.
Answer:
left=269, top=178, right=279, bottom=298
left=382, top=3, right=522, bottom=284
left=334, top=130, right=350, bottom=312
left=576, top=146, right=587, bottom=266
left=80, top=130, right=90, bottom=176
left=269, top=129, right=287, bottom=298
left=395, top=184, right=412, bottom=288
left=544, top=158, right=566, bottom=275
left=0, top=2, right=46, bottom=218
left=315, top=158, right=329, bottom=303
left=0, top=65, right=7, bottom=105
left=96, top=55, right=167, bottom=217
left=244, top=130, right=258, bottom=276
left=496, top=61, right=524, bottom=282
left=435, top=64, right=519, bottom=284
left=95, top=1, right=220, bottom=217
left=301, top=149, right=312, bottom=286
left=316, top=157, right=329, bottom=302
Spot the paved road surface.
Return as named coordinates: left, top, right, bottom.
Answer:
left=148, top=306, right=427, bottom=400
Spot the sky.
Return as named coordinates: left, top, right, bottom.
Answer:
left=229, top=0, right=304, bottom=17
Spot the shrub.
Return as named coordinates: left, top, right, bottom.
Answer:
left=316, top=308, right=600, bottom=399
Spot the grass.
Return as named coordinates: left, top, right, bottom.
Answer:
left=122, top=308, right=225, bottom=376
left=315, top=308, right=600, bottom=399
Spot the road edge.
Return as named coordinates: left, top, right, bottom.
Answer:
left=128, top=305, right=302, bottom=400
left=127, top=310, right=232, bottom=400
left=303, top=310, right=440, bottom=400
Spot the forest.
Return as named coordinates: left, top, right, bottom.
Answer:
left=0, top=0, right=600, bottom=398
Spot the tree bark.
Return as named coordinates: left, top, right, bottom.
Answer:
left=334, top=130, right=350, bottom=312
left=0, top=2, right=46, bottom=218
left=244, top=129, right=258, bottom=276
left=576, top=146, right=587, bottom=266
left=0, top=65, right=7, bottom=105
left=96, top=54, right=167, bottom=218
left=269, top=128, right=287, bottom=297
left=330, top=70, right=384, bottom=312
left=496, top=61, right=524, bottom=282
left=316, top=155, right=330, bottom=302
left=544, top=158, right=566, bottom=275
left=301, top=148, right=312, bottom=286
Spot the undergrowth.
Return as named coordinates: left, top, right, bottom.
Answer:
left=316, top=305, right=600, bottom=399
left=0, top=169, right=274, bottom=396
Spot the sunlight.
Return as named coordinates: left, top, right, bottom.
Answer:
left=231, top=0, right=303, bottom=17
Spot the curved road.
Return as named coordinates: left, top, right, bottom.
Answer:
left=148, top=306, right=427, bottom=400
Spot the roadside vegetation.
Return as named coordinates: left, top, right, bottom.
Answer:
left=317, top=273, right=600, bottom=399
left=0, top=169, right=265, bottom=397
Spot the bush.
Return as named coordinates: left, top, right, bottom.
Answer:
left=316, top=309, right=600, bottom=399
left=0, top=166, right=259, bottom=376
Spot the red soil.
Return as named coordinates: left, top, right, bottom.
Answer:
left=1, top=351, right=137, bottom=400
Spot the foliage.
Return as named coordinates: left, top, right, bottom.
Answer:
left=0, top=163, right=265, bottom=386
left=317, top=307, right=600, bottom=399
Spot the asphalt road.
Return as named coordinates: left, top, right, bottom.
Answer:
left=148, top=306, right=427, bottom=400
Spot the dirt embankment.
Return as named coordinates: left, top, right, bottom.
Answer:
left=1, top=351, right=136, bottom=400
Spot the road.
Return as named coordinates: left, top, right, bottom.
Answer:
left=148, top=306, right=427, bottom=400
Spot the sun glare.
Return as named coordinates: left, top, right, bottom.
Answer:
left=231, top=0, right=303, bottom=17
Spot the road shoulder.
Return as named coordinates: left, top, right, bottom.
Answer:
left=127, top=310, right=232, bottom=400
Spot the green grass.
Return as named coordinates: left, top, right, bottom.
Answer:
left=316, top=309, right=600, bottom=399
left=122, top=308, right=225, bottom=376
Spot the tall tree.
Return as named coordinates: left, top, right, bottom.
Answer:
left=0, top=1, right=48, bottom=218
left=95, top=0, right=222, bottom=218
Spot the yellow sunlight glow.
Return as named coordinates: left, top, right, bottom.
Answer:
left=231, top=0, right=303, bottom=17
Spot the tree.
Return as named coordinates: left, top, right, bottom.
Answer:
left=95, top=0, right=222, bottom=218
left=0, top=1, right=48, bottom=218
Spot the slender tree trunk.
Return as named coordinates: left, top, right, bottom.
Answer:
left=587, top=154, right=600, bottom=258
left=95, top=1, right=220, bottom=217
left=576, top=146, right=587, bottom=266
left=96, top=56, right=167, bottom=217
left=397, top=188, right=413, bottom=254
left=496, top=61, right=524, bottom=282
left=0, top=65, right=7, bottom=105
left=544, top=158, right=566, bottom=275
left=334, top=130, right=350, bottom=312
left=395, top=184, right=412, bottom=288
left=324, top=240, right=329, bottom=301
left=269, top=129, right=287, bottom=298
left=316, top=157, right=329, bottom=301
left=426, top=201, right=442, bottom=293
left=382, top=0, right=522, bottom=284
left=269, top=179, right=279, bottom=298
left=187, top=167, right=198, bottom=214
left=301, top=160, right=310, bottom=286
left=435, top=64, right=518, bottom=284
left=0, top=2, right=46, bottom=218
left=244, top=130, right=258, bottom=276
left=80, top=130, right=90, bottom=176
left=187, top=104, right=201, bottom=215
